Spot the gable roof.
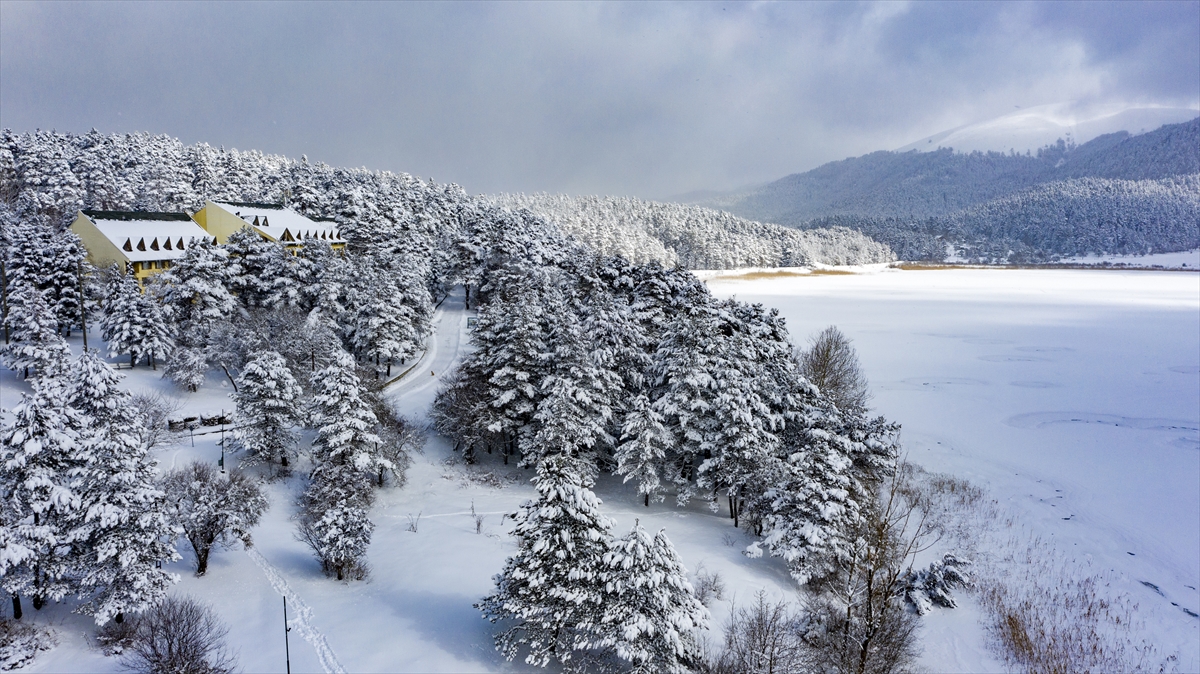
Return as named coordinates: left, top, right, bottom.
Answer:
left=213, top=201, right=346, bottom=244
left=81, top=210, right=214, bottom=262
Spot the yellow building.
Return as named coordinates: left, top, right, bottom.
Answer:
left=70, top=210, right=216, bottom=285
left=192, top=200, right=346, bottom=251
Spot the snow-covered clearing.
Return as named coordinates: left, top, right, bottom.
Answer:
left=4, top=268, right=1197, bottom=671
left=707, top=266, right=1200, bottom=669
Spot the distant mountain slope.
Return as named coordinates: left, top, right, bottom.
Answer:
left=690, top=118, right=1198, bottom=263
left=894, top=104, right=1199, bottom=156
left=721, top=118, right=1198, bottom=226
left=492, top=193, right=894, bottom=269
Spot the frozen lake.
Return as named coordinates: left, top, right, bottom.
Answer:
left=707, top=266, right=1200, bottom=665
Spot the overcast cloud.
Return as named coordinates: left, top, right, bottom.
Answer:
left=2, top=1, right=1197, bottom=198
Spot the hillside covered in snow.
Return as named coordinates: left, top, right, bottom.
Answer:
left=492, top=193, right=893, bottom=269
left=686, top=118, right=1200, bottom=262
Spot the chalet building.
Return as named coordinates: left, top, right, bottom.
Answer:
left=192, top=200, right=346, bottom=251
left=70, top=210, right=216, bottom=286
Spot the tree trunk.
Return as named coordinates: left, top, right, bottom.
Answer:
left=11, top=593, right=21, bottom=620
left=131, top=353, right=136, bottom=367
left=336, top=566, right=344, bottom=581
left=644, top=493, right=650, bottom=507
left=194, top=536, right=214, bottom=576
left=221, top=364, right=239, bottom=392
left=115, top=612, right=124, bottom=624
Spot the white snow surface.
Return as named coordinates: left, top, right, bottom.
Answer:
left=87, top=217, right=213, bottom=262
left=4, top=269, right=1197, bottom=671
left=895, top=102, right=1199, bottom=155
left=214, top=202, right=345, bottom=243
left=707, top=266, right=1200, bottom=669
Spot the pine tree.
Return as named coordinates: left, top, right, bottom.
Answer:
left=615, top=393, right=673, bottom=506
left=101, top=269, right=148, bottom=367
left=43, top=230, right=86, bottom=336
left=155, top=238, right=237, bottom=346
left=519, top=302, right=620, bottom=470
left=309, top=350, right=386, bottom=476
left=601, top=523, right=708, bottom=673
left=295, top=463, right=374, bottom=581
left=0, top=380, right=85, bottom=613
left=134, top=289, right=173, bottom=369
left=165, top=346, right=208, bottom=392
left=2, top=283, right=72, bottom=379
left=225, top=227, right=292, bottom=309
left=477, top=455, right=615, bottom=668
left=230, top=351, right=304, bottom=468
left=65, top=351, right=178, bottom=625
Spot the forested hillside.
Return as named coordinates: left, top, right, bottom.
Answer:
left=0, top=129, right=891, bottom=272
left=493, top=193, right=893, bottom=268
left=694, top=118, right=1200, bottom=262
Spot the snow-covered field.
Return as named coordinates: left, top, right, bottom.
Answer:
left=4, top=267, right=1197, bottom=672
left=708, top=266, right=1200, bottom=669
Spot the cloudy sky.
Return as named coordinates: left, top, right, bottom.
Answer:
left=2, top=1, right=1197, bottom=198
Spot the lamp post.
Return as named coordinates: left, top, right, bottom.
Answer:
left=283, top=596, right=292, bottom=674
left=218, top=417, right=226, bottom=474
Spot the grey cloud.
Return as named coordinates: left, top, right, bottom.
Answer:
left=1, top=1, right=1196, bottom=199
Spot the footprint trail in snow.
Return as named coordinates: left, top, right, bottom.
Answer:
left=246, top=548, right=346, bottom=674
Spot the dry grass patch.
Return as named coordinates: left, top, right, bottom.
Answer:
left=807, top=268, right=856, bottom=276
left=709, top=268, right=857, bottom=281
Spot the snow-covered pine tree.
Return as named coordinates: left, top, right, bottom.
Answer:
left=309, top=349, right=386, bottom=477
left=230, top=351, right=304, bottom=468
left=477, top=455, right=615, bottom=669
left=615, top=393, right=673, bottom=507
left=696, top=301, right=782, bottom=527
left=751, top=378, right=892, bottom=586
left=348, top=270, right=415, bottom=379
left=0, top=379, right=85, bottom=614
left=100, top=268, right=148, bottom=367
left=601, top=523, right=708, bottom=673
left=160, top=462, right=268, bottom=576
left=643, top=305, right=721, bottom=507
left=519, top=299, right=620, bottom=471
left=224, top=227, right=292, bottom=309
left=155, top=237, right=237, bottom=346
left=2, top=283, right=72, bottom=379
left=295, top=463, right=374, bottom=581
left=42, top=229, right=86, bottom=336
left=165, top=346, right=207, bottom=392
left=134, top=288, right=173, bottom=369
left=65, top=350, right=178, bottom=625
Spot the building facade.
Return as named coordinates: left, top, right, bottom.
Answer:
left=70, top=210, right=216, bottom=285
left=192, top=200, right=346, bottom=251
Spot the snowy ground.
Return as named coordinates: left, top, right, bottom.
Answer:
left=707, top=266, right=1200, bottom=669
left=4, top=268, right=1197, bottom=671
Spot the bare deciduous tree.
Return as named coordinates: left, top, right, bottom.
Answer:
left=702, top=591, right=804, bottom=674
left=796, top=326, right=871, bottom=416
left=119, top=596, right=238, bottom=674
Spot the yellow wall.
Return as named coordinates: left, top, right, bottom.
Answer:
left=192, top=200, right=274, bottom=244
left=69, top=211, right=130, bottom=273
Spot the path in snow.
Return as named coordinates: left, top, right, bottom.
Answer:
left=385, top=288, right=470, bottom=417
left=246, top=548, right=346, bottom=674
left=235, top=289, right=470, bottom=673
